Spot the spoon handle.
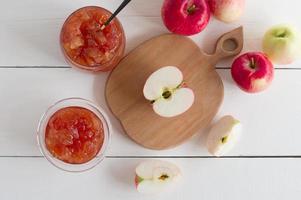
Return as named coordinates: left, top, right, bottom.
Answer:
left=101, top=0, right=132, bottom=29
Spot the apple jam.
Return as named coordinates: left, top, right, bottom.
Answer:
left=60, top=6, right=125, bottom=72
left=45, top=107, right=104, bottom=164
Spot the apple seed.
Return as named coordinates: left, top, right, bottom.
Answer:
left=221, top=136, right=228, bottom=144
left=162, top=89, right=172, bottom=99
left=158, top=174, right=169, bottom=181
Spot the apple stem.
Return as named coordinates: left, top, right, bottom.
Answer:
left=177, top=82, right=185, bottom=89
left=250, top=57, right=256, bottom=69
left=187, top=4, right=197, bottom=15
left=276, top=30, right=287, bottom=38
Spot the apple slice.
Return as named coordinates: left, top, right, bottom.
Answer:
left=135, top=160, right=181, bottom=194
left=206, top=115, right=242, bottom=156
left=143, top=66, right=195, bottom=117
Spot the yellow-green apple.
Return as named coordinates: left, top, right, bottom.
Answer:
left=208, top=0, right=245, bottom=23
left=262, top=24, right=301, bottom=65
left=143, top=66, right=195, bottom=117
left=231, top=52, right=274, bottom=93
left=161, top=0, right=210, bottom=36
left=135, top=160, right=181, bottom=194
left=206, top=115, right=241, bottom=156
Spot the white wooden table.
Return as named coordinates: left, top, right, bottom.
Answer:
left=1, top=0, right=301, bottom=199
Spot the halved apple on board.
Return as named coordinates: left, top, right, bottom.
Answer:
left=135, top=160, right=181, bottom=194
left=143, top=66, right=195, bottom=117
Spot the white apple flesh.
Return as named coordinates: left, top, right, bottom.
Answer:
left=206, top=115, right=242, bottom=156
left=135, top=160, right=181, bottom=194
left=262, top=24, right=301, bottom=65
left=143, top=66, right=195, bottom=118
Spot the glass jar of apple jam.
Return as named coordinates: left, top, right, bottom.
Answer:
left=60, top=6, right=125, bottom=72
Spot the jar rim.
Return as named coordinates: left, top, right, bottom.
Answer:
left=60, top=6, right=126, bottom=72
left=37, top=97, right=111, bottom=172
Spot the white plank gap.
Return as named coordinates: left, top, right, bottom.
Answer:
left=0, top=0, right=300, bottom=67
left=0, top=68, right=300, bottom=157
left=0, top=157, right=300, bottom=200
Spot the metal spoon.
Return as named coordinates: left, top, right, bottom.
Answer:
left=101, top=0, right=132, bottom=30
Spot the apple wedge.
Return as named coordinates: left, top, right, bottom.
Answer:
left=143, top=66, right=195, bottom=117
left=135, top=160, right=181, bottom=194
left=206, top=115, right=242, bottom=156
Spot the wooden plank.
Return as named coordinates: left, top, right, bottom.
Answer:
left=0, top=0, right=300, bottom=67
left=0, top=68, right=300, bottom=156
left=0, top=157, right=300, bottom=200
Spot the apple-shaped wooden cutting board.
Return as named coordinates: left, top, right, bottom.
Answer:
left=106, top=27, right=243, bottom=150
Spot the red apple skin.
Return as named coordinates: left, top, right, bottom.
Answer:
left=161, top=0, right=210, bottom=36
left=231, top=52, right=274, bottom=93
left=208, top=0, right=245, bottom=23
left=134, top=175, right=139, bottom=188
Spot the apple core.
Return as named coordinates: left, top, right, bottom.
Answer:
left=143, top=66, right=195, bottom=117
left=159, top=174, right=169, bottom=181
left=221, top=136, right=228, bottom=144
left=162, top=89, right=172, bottom=99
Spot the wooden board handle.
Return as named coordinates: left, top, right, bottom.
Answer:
left=208, top=26, right=243, bottom=65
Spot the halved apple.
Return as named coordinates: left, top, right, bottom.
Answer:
left=206, top=115, right=242, bottom=156
left=135, top=160, right=181, bottom=194
left=143, top=66, right=195, bottom=117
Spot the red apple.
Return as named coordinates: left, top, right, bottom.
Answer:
left=209, top=0, right=245, bottom=23
left=231, top=52, right=274, bottom=93
left=161, top=0, right=210, bottom=36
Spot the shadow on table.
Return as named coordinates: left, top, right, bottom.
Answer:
left=107, top=159, right=138, bottom=191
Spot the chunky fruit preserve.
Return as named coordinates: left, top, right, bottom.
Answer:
left=60, top=6, right=125, bottom=71
left=45, top=107, right=104, bottom=164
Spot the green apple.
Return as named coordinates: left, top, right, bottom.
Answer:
left=134, top=160, right=181, bottom=194
left=262, top=24, right=301, bottom=65
left=206, top=115, right=242, bottom=156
